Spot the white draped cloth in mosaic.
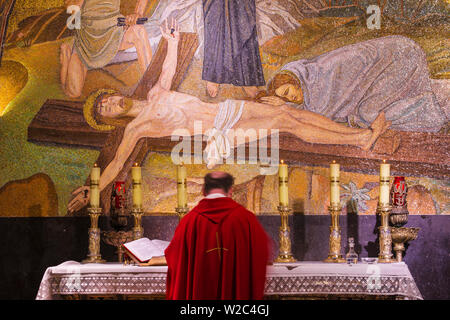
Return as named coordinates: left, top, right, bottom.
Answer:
left=36, top=261, right=422, bottom=300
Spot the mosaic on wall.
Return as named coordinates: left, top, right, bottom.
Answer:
left=0, top=0, right=448, bottom=217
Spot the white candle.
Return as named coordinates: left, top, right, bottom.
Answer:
left=379, top=160, right=390, bottom=205
left=132, top=163, right=143, bottom=208
left=380, top=160, right=390, bottom=177
left=177, top=164, right=187, bottom=208
left=330, top=161, right=340, bottom=205
left=90, top=164, right=100, bottom=208
left=279, top=160, right=289, bottom=206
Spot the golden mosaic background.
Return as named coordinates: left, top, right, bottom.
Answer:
left=140, top=153, right=448, bottom=215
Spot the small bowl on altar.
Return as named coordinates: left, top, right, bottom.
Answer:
left=361, top=257, right=378, bottom=264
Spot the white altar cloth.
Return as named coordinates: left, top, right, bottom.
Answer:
left=36, top=261, right=422, bottom=300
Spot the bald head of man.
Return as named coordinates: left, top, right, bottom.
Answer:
left=203, top=171, right=235, bottom=197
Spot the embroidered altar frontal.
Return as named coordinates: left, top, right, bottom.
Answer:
left=36, top=261, right=422, bottom=300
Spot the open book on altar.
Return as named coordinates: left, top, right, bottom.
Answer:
left=122, top=238, right=169, bottom=263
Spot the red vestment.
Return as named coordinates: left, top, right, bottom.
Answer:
left=165, top=197, right=269, bottom=300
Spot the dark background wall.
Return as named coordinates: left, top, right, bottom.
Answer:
left=0, top=215, right=448, bottom=300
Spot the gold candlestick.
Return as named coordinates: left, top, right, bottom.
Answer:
left=274, top=205, right=296, bottom=263
left=377, top=203, right=394, bottom=263
left=132, top=207, right=144, bottom=240
left=175, top=206, right=189, bottom=222
left=82, top=207, right=106, bottom=263
left=324, top=203, right=345, bottom=263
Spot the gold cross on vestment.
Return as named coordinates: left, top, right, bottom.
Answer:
left=206, top=232, right=228, bottom=261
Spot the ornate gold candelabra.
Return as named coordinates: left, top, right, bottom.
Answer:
left=391, top=227, right=419, bottom=262
left=324, top=203, right=345, bottom=263
left=274, top=205, right=296, bottom=263
left=175, top=206, right=189, bottom=222
left=377, top=203, right=394, bottom=263
left=131, top=207, right=144, bottom=240
left=102, top=230, right=134, bottom=262
left=83, top=207, right=106, bottom=263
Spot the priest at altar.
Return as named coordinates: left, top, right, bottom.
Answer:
left=142, top=171, right=270, bottom=300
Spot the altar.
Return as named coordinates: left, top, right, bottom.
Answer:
left=36, top=261, right=422, bottom=300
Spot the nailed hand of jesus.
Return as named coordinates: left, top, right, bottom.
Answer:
left=160, top=18, right=180, bottom=43
left=67, top=185, right=90, bottom=213
left=125, top=13, right=140, bottom=27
